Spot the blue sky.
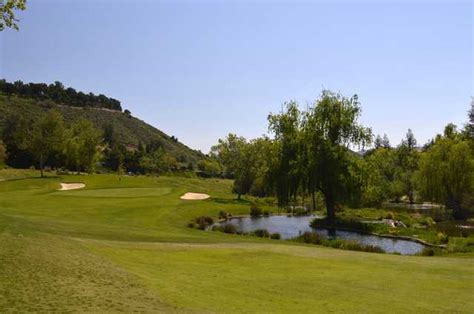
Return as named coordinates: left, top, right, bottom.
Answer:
left=1, top=0, right=473, bottom=152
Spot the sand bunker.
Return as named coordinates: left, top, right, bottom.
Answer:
left=180, top=192, right=210, bottom=200
left=58, top=183, right=86, bottom=191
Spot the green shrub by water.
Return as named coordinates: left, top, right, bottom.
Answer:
left=194, top=216, right=214, bottom=230
left=253, top=229, right=270, bottom=238
left=250, top=204, right=263, bottom=217
left=297, top=231, right=384, bottom=254
left=270, top=233, right=281, bottom=240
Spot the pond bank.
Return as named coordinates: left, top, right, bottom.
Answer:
left=212, top=215, right=433, bottom=255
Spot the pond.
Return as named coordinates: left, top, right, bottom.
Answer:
left=214, top=215, right=427, bottom=255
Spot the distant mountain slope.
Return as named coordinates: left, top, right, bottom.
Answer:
left=0, top=93, right=204, bottom=165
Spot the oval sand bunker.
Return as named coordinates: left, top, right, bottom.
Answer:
left=180, top=192, right=210, bottom=200
left=58, top=183, right=86, bottom=191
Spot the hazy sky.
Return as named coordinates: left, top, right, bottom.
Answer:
left=1, top=0, right=473, bottom=152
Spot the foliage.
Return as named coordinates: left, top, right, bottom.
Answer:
left=28, top=110, right=66, bottom=177
left=0, top=0, right=26, bottom=31
left=250, top=204, right=262, bottom=217
left=194, top=216, right=214, bottom=230
left=63, top=119, right=102, bottom=173
left=0, top=80, right=122, bottom=111
left=0, top=93, right=204, bottom=170
left=0, top=140, right=6, bottom=166
left=270, top=233, right=281, bottom=240
left=298, top=231, right=385, bottom=253
left=253, top=229, right=270, bottom=238
left=197, top=159, right=222, bottom=177
left=301, top=231, right=323, bottom=245
left=415, top=127, right=474, bottom=219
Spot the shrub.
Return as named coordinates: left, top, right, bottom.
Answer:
left=223, top=224, right=237, bottom=234
left=421, top=248, right=435, bottom=256
left=263, top=210, right=271, bottom=217
left=326, top=239, right=385, bottom=253
left=195, top=216, right=214, bottom=230
left=270, top=233, right=281, bottom=240
left=385, top=212, right=395, bottom=220
left=301, top=231, right=322, bottom=245
left=437, top=232, right=449, bottom=244
left=253, top=229, right=270, bottom=238
left=250, top=204, right=263, bottom=217
left=293, top=207, right=309, bottom=216
left=218, top=210, right=231, bottom=220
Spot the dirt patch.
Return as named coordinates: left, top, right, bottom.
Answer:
left=58, top=183, right=86, bottom=191
left=180, top=192, right=210, bottom=200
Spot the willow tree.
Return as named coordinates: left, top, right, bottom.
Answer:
left=268, top=102, right=305, bottom=208
left=416, top=125, right=474, bottom=220
left=304, top=90, right=372, bottom=221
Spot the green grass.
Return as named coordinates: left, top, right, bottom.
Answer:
left=1, top=171, right=473, bottom=312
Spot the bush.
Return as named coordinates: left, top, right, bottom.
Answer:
left=421, top=248, right=435, bottom=256
left=218, top=210, right=232, bottom=220
left=437, top=232, right=449, bottom=244
left=263, top=210, right=271, bottom=217
left=385, top=212, right=395, bottom=220
left=301, top=231, right=322, bottom=245
left=270, top=233, right=281, bottom=240
left=250, top=204, right=263, bottom=217
left=223, top=224, right=237, bottom=234
left=253, top=229, right=270, bottom=238
left=195, top=216, right=214, bottom=230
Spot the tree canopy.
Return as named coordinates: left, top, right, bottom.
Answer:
left=0, top=80, right=123, bottom=111
left=0, top=0, right=26, bottom=31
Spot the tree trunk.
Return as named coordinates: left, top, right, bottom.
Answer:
left=311, top=191, right=316, bottom=212
left=325, top=194, right=336, bottom=222
left=447, top=196, right=467, bottom=220
left=39, top=154, right=44, bottom=178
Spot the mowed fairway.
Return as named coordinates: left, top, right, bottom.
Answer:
left=0, top=172, right=473, bottom=313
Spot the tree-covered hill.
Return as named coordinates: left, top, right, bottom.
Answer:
left=0, top=93, right=204, bottom=166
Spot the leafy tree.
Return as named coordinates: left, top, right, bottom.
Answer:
left=395, top=129, right=419, bottom=203
left=1, top=113, right=33, bottom=167
left=64, top=120, right=102, bottom=173
left=211, top=134, right=255, bottom=199
left=197, top=159, right=222, bottom=177
left=466, top=98, right=474, bottom=140
left=374, top=135, right=383, bottom=149
left=268, top=102, right=305, bottom=207
left=139, top=148, right=177, bottom=174
left=0, top=79, right=122, bottom=110
left=361, top=148, right=399, bottom=206
left=416, top=126, right=474, bottom=219
left=382, top=134, right=391, bottom=148
left=303, top=90, right=372, bottom=220
left=28, top=110, right=66, bottom=177
left=0, top=0, right=26, bottom=31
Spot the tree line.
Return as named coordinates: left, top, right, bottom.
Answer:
left=212, top=91, right=474, bottom=220
left=0, top=80, right=123, bottom=111
left=0, top=110, right=186, bottom=176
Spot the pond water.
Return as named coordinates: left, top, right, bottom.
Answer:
left=215, top=215, right=426, bottom=255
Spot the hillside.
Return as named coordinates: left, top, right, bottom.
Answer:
left=0, top=93, right=204, bottom=165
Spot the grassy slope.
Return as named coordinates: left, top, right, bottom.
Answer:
left=0, top=94, right=204, bottom=164
left=0, top=170, right=473, bottom=313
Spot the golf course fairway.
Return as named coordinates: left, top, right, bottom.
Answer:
left=1, top=171, right=473, bottom=313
